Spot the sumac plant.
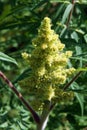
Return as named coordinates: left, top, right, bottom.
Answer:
left=0, top=17, right=83, bottom=130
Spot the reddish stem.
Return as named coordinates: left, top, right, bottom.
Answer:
left=63, top=64, right=87, bottom=90
left=63, top=71, right=82, bottom=90
left=0, top=71, right=40, bottom=124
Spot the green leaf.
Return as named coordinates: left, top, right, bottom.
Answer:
left=32, top=0, right=49, bottom=10
left=75, top=29, right=84, bottom=34
left=71, top=57, right=87, bottom=62
left=0, top=52, right=18, bottom=65
left=71, top=32, right=79, bottom=42
left=75, top=93, right=84, bottom=116
left=51, top=0, right=70, bottom=3
left=70, top=88, right=87, bottom=94
left=71, top=83, right=84, bottom=116
left=79, top=0, right=87, bottom=4
left=53, top=3, right=65, bottom=20
left=84, top=34, right=87, bottom=43
left=17, top=121, right=28, bottom=129
left=76, top=67, right=87, bottom=72
left=60, top=26, right=67, bottom=37
left=0, top=122, right=8, bottom=128
left=0, top=5, right=11, bottom=22
left=75, top=46, right=82, bottom=55
left=13, top=68, right=32, bottom=83
left=61, top=3, right=73, bottom=24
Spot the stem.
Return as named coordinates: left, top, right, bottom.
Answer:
left=63, top=64, right=87, bottom=90
left=0, top=71, right=40, bottom=124
left=63, top=71, right=82, bottom=90
left=36, top=110, right=49, bottom=130
left=36, top=102, right=55, bottom=130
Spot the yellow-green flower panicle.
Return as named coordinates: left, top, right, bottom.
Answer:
left=19, top=17, right=76, bottom=111
left=21, top=52, right=31, bottom=63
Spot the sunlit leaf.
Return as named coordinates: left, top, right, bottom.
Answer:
left=76, top=67, right=87, bottom=72
left=0, top=52, right=18, bottom=65
left=0, top=122, right=8, bottom=128
left=61, top=3, right=73, bottom=24
left=84, top=34, right=87, bottom=43
left=71, top=32, right=79, bottom=42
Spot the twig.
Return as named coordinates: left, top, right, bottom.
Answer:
left=63, top=64, right=87, bottom=90
left=63, top=71, right=82, bottom=90
left=0, top=71, right=40, bottom=124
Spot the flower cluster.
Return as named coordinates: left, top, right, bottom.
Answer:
left=20, top=17, right=76, bottom=111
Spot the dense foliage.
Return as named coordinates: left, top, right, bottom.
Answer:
left=0, top=0, right=87, bottom=130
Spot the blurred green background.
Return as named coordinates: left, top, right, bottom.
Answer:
left=0, top=0, right=87, bottom=130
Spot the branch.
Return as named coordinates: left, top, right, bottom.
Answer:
left=0, top=71, right=40, bottom=124
left=63, top=71, right=82, bottom=90
left=63, top=64, right=87, bottom=90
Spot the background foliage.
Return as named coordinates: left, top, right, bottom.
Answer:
left=0, top=0, right=87, bottom=130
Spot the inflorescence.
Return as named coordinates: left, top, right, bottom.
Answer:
left=19, top=17, right=76, bottom=111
